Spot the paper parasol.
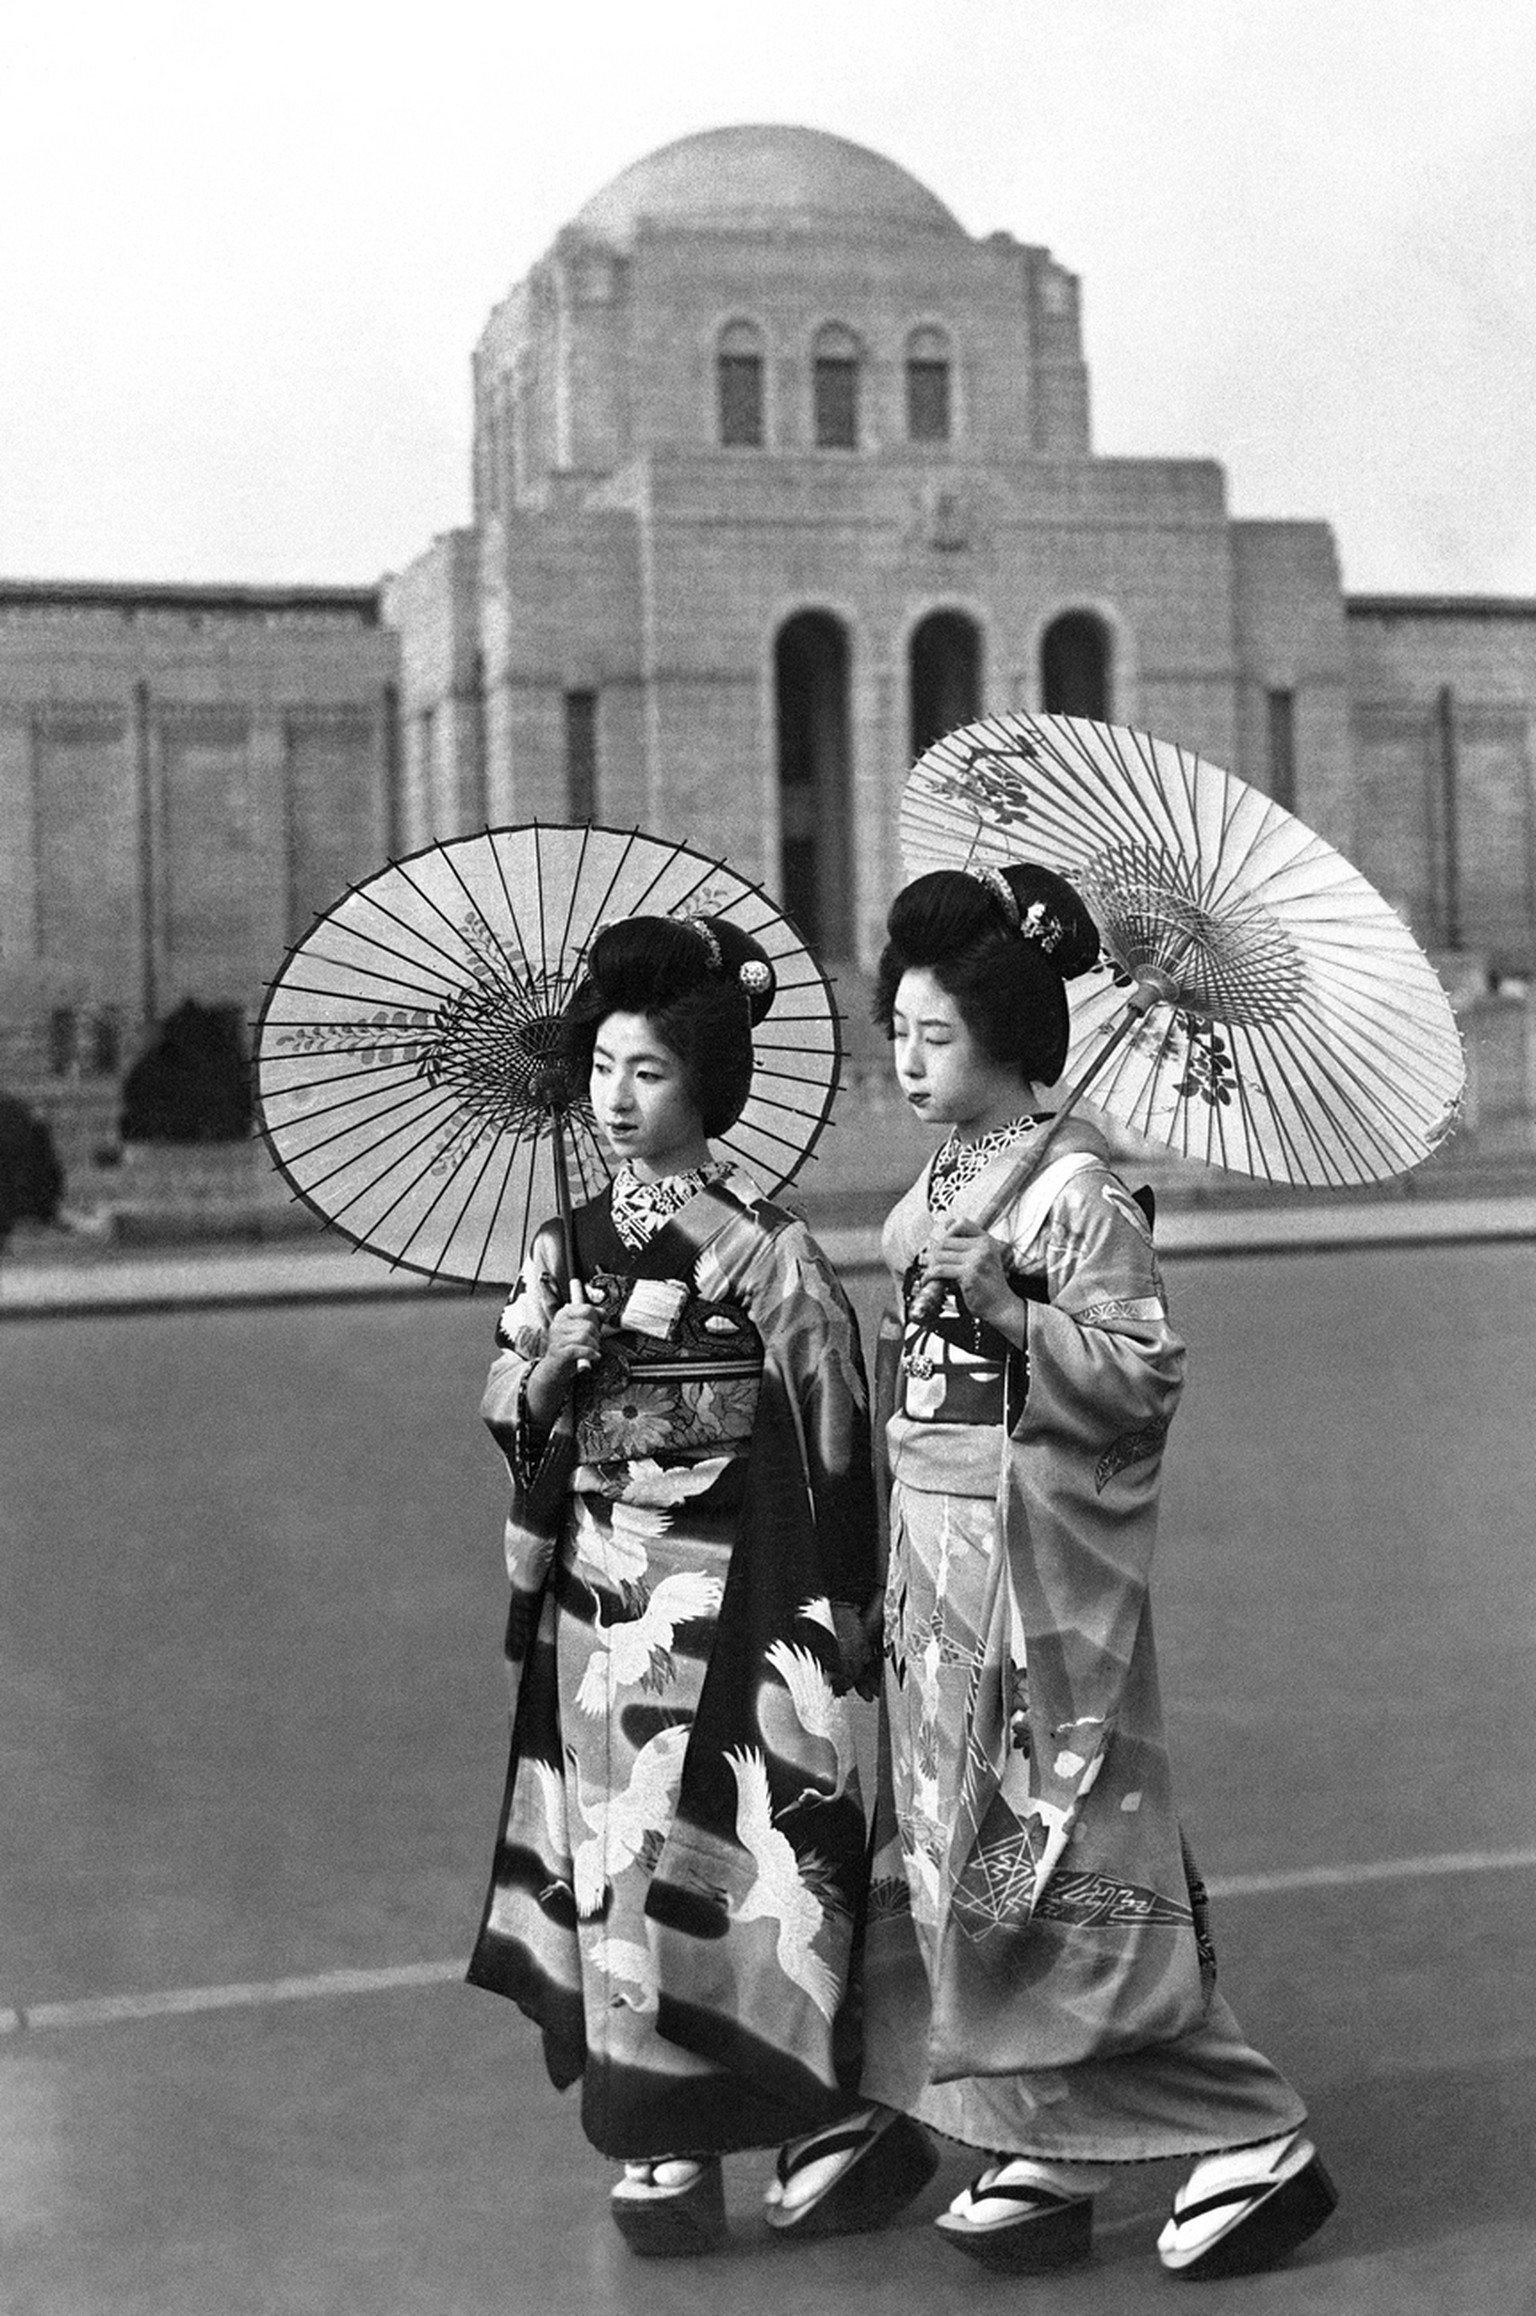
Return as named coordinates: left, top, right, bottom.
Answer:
left=901, top=712, right=1464, bottom=1186
left=253, top=822, right=843, bottom=1286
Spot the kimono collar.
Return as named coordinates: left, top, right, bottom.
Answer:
left=609, top=1160, right=732, bottom=1250
left=929, top=1115, right=1051, bottom=1215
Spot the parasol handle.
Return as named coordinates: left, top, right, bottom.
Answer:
left=567, top=1276, right=593, bottom=1375
left=911, top=961, right=1184, bottom=1324
left=544, top=1095, right=594, bottom=1375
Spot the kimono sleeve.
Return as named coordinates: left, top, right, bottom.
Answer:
left=1021, top=1164, right=1183, bottom=1469
left=750, top=1218, right=881, bottom=1612
left=480, top=1219, right=576, bottom=1599
left=1004, top=1164, right=1185, bottom=1819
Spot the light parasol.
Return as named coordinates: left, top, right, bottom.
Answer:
left=253, top=822, right=843, bottom=1288
left=901, top=712, right=1464, bottom=1194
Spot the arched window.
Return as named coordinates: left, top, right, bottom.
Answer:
left=717, top=320, right=765, bottom=448
left=775, top=611, right=853, bottom=954
left=909, top=609, right=981, bottom=758
left=1041, top=610, right=1112, bottom=719
left=905, top=326, right=952, bottom=444
left=812, top=325, right=860, bottom=450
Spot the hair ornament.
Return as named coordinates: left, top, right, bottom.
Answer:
left=738, top=958, right=772, bottom=996
left=965, top=862, right=1021, bottom=932
left=687, top=918, right=725, bottom=973
left=1020, top=898, right=1065, bottom=953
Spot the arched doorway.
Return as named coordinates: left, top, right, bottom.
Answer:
left=775, top=611, right=852, bottom=955
left=909, top=609, right=982, bottom=759
left=1041, top=610, right=1112, bottom=719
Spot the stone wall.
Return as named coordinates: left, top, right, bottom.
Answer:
left=381, top=531, right=484, bottom=848
left=0, top=583, right=396, bottom=1116
left=1347, top=600, right=1536, bottom=970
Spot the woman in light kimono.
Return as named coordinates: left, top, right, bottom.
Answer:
left=467, top=914, right=888, bottom=2257
left=767, top=864, right=1336, bottom=2283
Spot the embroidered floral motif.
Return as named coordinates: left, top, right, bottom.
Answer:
left=680, top=1377, right=758, bottom=1440
left=587, top=1385, right=674, bottom=1457
left=929, top=1115, right=1046, bottom=1215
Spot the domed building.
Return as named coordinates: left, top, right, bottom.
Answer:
left=389, top=124, right=1362, bottom=968
left=4, top=124, right=1536, bottom=1158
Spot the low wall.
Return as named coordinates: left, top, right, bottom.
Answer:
left=11, top=989, right=1532, bottom=1247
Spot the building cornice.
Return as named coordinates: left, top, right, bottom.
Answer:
left=0, top=579, right=381, bottom=625
left=1346, top=593, right=1536, bottom=621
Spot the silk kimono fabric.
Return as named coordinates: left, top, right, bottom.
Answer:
left=861, top=1124, right=1306, bottom=2161
left=467, top=1166, right=879, bottom=2159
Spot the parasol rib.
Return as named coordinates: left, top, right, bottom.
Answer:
left=483, top=826, right=540, bottom=992
left=280, top=1081, right=469, bottom=1196
left=269, top=946, right=463, bottom=1007
left=386, top=1109, right=510, bottom=1276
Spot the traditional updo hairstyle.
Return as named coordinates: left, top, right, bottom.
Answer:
left=873, top=861, right=1101, bottom=1088
left=561, top=914, right=776, bottom=1137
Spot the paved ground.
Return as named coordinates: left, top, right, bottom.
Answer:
left=3, top=1241, right=1535, bottom=2314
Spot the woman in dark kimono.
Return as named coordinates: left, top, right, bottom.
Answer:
left=767, top=865, right=1336, bottom=2282
left=467, top=914, right=893, bottom=2256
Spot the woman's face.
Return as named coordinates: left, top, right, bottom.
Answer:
left=891, top=967, right=1032, bottom=1139
left=589, top=1011, right=711, bottom=1179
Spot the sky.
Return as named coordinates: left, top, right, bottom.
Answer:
left=2, top=0, right=1532, bottom=595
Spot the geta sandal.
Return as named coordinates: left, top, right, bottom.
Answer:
left=765, top=2107, right=937, bottom=2238
left=1158, top=2132, right=1337, bottom=2279
left=934, top=2159, right=1094, bottom=2273
left=609, top=2155, right=727, bottom=2257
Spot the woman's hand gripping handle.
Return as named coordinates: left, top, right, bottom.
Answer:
left=919, top=1215, right=1017, bottom=1330
left=545, top=1280, right=600, bottom=1380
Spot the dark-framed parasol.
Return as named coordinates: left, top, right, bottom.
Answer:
left=253, top=822, right=843, bottom=1288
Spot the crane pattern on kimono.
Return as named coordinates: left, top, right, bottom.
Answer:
left=565, top=1723, right=691, bottom=1917
left=757, top=1638, right=859, bottom=1806
left=573, top=1570, right=725, bottom=1715
left=724, top=1746, right=843, bottom=2022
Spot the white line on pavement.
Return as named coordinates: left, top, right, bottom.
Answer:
left=1205, top=1844, right=1536, bottom=1899
left=5, top=1845, right=1534, bottom=2038
left=0, top=1959, right=463, bottom=2037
